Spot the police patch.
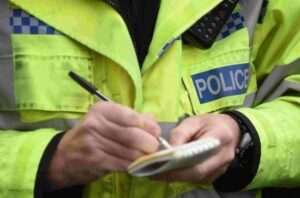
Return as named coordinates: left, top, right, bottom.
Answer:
left=192, top=64, right=249, bottom=104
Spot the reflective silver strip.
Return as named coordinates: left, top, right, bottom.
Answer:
left=158, top=37, right=177, bottom=57
left=158, top=115, right=188, bottom=138
left=255, top=59, right=300, bottom=103
left=219, top=191, right=256, bottom=198
left=266, top=81, right=300, bottom=102
left=0, top=0, right=16, bottom=109
left=240, top=0, right=263, bottom=44
left=0, top=111, right=80, bottom=131
left=159, top=122, right=178, bottom=139
left=242, top=91, right=256, bottom=107
left=0, top=114, right=180, bottom=134
left=175, top=189, right=255, bottom=198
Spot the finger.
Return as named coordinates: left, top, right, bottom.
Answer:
left=153, top=148, right=230, bottom=183
left=93, top=102, right=160, bottom=137
left=140, top=114, right=161, bottom=137
left=94, top=153, right=131, bottom=173
left=169, top=116, right=205, bottom=146
left=188, top=149, right=232, bottom=183
left=151, top=164, right=203, bottom=182
left=92, top=133, right=145, bottom=161
left=95, top=119, right=160, bottom=153
left=201, top=165, right=229, bottom=183
left=92, top=102, right=140, bottom=126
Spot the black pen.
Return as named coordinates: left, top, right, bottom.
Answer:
left=69, top=71, right=172, bottom=149
left=69, top=71, right=110, bottom=102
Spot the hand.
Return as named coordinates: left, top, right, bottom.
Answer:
left=152, top=114, right=240, bottom=184
left=47, top=102, right=161, bottom=188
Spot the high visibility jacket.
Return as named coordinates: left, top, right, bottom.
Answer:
left=0, top=0, right=300, bottom=198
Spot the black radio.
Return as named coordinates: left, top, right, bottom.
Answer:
left=183, top=0, right=240, bottom=49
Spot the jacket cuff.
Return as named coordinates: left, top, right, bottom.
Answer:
left=213, top=110, right=261, bottom=192
left=34, top=132, right=83, bottom=198
left=0, top=129, right=60, bottom=197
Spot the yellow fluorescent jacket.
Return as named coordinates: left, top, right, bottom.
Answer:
left=0, top=0, right=300, bottom=197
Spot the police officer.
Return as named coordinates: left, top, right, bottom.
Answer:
left=0, top=0, right=300, bottom=198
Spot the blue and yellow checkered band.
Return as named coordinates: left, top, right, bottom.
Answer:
left=216, top=12, right=245, bottom=40
left=10, top=9, right=61, bottom=35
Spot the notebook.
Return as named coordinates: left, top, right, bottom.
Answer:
left=128, top=138, right=220, bottom=177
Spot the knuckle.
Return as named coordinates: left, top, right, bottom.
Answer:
left=123, top=127, right=138, bottom=145
left=94, top=101, right=114, bottom=113
left=131, top=112, right=142, bottom=125
left=181, top=117, right=195, bottom=126
left=82, top=117, right=98, bottom=132
left=115, top=148, right=143, bottom=161
left=195, top=113, right=209, bottom=122
left=142, top=114, right=156, bottom=122
left=170, top=128, right=182, bottom=137
left=112, top=145, right=134, bottom=160
left=80, top=135, right=97, bottom=154
left=133, top=115, right=142, bottom=126
left=83, top=114, right=108, bottom=135
left=91, top=102, right=105, bottom=112
left=118, top=148, right=133, bottom=160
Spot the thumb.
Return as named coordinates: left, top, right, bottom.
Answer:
left=169, top=117, right=205, bottom=146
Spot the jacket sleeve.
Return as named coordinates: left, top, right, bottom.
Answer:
left=237, top=0, right=300, bottom=189
left=35, top=132, right=84, bottom=198
left=0, top=129, right=60, bottom=198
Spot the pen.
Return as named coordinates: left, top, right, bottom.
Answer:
left=158, top=137, right=172, bottom=149
left=69, top=71, right=110, bottom=102
left=69, top=71, right=172, bottom=149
